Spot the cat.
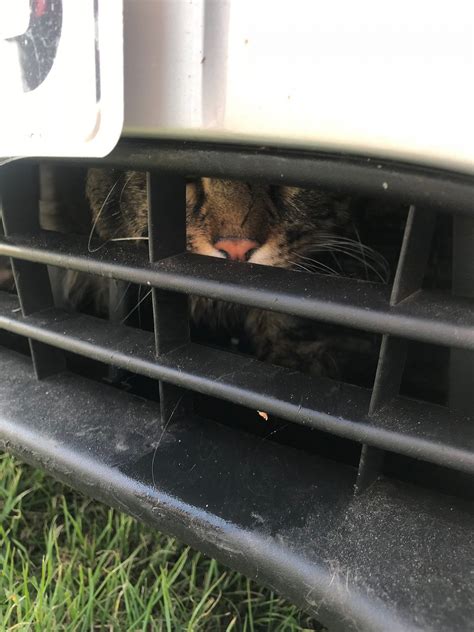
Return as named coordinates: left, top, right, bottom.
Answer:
left=83, top=170, right=389, bottom=378
left=0, top=169, right=389, bottom=379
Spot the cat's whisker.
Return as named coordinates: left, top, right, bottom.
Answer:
left=329, top=250, right=345, bottom=274
left=111, top=281, right=133, bottom=313
left=319, top=240, right=389, bottom=273
left=333, top=243, right=390, bottom=277
left=350, top=225, right=391, bottom=282
left=302, top=249, right=388, bottom=283
left=301, top=264, right=336, bottom=275
left=119, top=173, right=133, bottom=204
left=108, top=237, right=149, bottom=243
left=300, top=246, right=345, bottom=273
left=312, top=238, right=387, bottom=264
left=88, top=175, right=135, bottom=253
left=348, top=224, right=369, bottom=280
left=311, top=233, right=387, bottom=256
left=88, top=177, right=122, bottom=253
left=120, top=287, right=153, bottom=324
left=137, top=283, right=143, bottom=329
left=324, top=248, right=388, bottom=282
left=293, top=253, right=340, bottom=276
left=334, top=251, right=388, bottom=282
left=87, top=235, right=149, bottom=255
left=301, top=239, right=390, bottom=283
left=288, top=259, right=339, bottom=277
left=288, top=260, right=315, bottom=274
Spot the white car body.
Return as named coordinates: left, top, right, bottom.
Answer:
left=123, top=0, right=474, bottom=175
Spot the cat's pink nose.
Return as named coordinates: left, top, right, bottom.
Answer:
left=214, top=238, right=260, bottom=262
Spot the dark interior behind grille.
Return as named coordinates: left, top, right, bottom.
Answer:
left=1, top=141, right=473, bottom=632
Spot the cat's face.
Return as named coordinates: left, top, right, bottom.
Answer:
left=185, top=178, right=350, bottom=269
left=87, top=170, right=351, bottom=271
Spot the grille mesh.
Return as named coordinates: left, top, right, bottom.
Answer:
left=1, top=142, right=474, bottom=630
left=1, top=145, right=473, bottom=487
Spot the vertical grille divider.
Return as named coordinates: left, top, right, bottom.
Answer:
left=450, top=215, right=474, bottom=414
left=147, top=172, right=192, bottom=423
left=107, top=278, right=133, bottom=384
left=355, top=205, right=437, bottom=493
left=0, top=163, right=65, bottom=378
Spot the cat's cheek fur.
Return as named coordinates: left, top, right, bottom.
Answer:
left=248, top=234, right=290, bottom=268
left=247, top=243, right=277, bottom=266
left=187, top=229, right=225, bottom=258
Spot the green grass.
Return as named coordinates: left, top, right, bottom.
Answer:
left=0, top=453, right=320, bottom=631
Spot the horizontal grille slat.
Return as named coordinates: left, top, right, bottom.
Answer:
left=1, top=231, right=473, bottom=350
left=1, top=291, right=472, bottom=473
left=49, top=139, right=474, bottom=216
left=2, top=345, right=473, bottom=632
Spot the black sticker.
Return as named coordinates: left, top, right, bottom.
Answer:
left=7, top=0, right=63, bottom=93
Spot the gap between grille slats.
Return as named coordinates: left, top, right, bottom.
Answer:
left=0, top=290, right=472, bottom=474
left=0, top=164, right=65, bottom=378
left=0, top=231, right=473, bottom=350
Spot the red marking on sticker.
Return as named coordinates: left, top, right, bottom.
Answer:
left=35, top=0, right=47, bottom=17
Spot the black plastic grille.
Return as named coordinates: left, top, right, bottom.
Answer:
left=1, top=141, right=473, bottom=631
left=1, top=149, right=473, bottom=474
